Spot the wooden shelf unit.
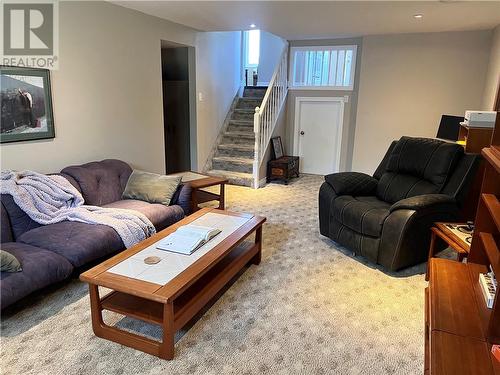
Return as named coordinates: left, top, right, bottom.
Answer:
left=426, top=112, right=500, bottom=374
left=458, top=124, right=494, bottom=154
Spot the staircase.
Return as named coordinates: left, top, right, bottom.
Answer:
left=207, top=86, right=267, bottom=187
left=206, top=44, right=289, bottom=188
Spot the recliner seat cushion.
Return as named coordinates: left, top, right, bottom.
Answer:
left=376, top=137, right=463, bottom=203
left=328, top=217, right=381, bottom=262
left=17, top=221, right=124, bottom=267
left=61, top=159, right=132, bottom=206
left=0, top=242, right=73, bottom=309
left=332, top=196, right=391, bottom=237
left=102, top=199, right=185, bottom=231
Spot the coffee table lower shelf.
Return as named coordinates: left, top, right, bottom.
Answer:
left=89, top=240, right=260, bottom=359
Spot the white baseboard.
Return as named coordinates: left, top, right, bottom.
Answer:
left=258, top=177, right=267, bottom=188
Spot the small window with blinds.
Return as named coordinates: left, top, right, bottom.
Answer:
left=290, top=45, right=357, bottom=90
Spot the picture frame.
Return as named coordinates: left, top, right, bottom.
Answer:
left=271, top=136, right=284, bottom=159
left=1, top=66, right=55, bottom=143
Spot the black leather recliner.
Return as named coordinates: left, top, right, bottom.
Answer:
left=319, top=136, right=480, bottom=271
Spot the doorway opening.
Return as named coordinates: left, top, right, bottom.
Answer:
left=161, top=41, right=196, bottom=173
left=242, top=29, right=260, bottom=86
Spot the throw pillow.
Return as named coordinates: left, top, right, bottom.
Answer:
left=122, top=170, right=181, bottom=205
left=0, top=250, right=22, bottom=272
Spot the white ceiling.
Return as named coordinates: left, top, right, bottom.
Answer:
left=114, top=1, right=500, bottom=40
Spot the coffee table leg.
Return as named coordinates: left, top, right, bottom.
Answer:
left=89, top=284, right=105, bottom=334
left=159, top=301, right=175, bottom=360
left=219, top=183, right=225, bottom=210
left=251, top=226, right=262, bottom=265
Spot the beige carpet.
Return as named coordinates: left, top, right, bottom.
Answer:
left=1, top=175, right=429, bottom=375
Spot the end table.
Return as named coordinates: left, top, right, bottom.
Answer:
left=169, top=171, right=228, bottom=213
left=425, top=222, right=472, bottom=281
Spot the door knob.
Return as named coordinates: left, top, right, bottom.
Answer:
left=300, top=131, right=305, bottom=135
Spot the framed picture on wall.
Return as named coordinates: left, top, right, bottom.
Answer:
left=0, top=66, right=55, bottom=143
left=271, top=136, right=284, bottom=159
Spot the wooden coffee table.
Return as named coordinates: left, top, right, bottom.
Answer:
left=80, top=208, right=265, bottom=360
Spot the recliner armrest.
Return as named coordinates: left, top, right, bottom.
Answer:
left=389, top=194, right=456, bottom=213
left=324, top=172, right=378, bottom=196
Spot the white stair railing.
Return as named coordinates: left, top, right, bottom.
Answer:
left=253, top=46, right=289, bottom=188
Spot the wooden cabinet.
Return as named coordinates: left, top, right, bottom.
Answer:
left=458, top=124, right=494, bottom=153
left=267, top=156, right=299, bottom=184
left=426, top=112, right=500, bottom=374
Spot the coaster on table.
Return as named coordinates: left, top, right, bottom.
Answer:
left=144, top=256, right=161, bottom=265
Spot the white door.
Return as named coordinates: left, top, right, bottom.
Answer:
left=294, top=97, right=344, bottom=175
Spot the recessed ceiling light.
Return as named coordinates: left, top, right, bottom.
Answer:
left=250, top=24, right=256, bottom=28
left=413, top=14, right=423, bottom=19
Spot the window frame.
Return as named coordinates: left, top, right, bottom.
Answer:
left=243, top=29, right=260, bottom=69
left=289, top=45, right=357, bottom=91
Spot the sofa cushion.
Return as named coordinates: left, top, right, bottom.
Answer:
left=17, top=221, right=124, bottom=267
left=332, top=195, right=391, bottom=237
left=376, top=137, right=463, bottom=203
left=103, top=200, right=185, bottom=231
left=0, top=249, right=22, bottom=272
left=171, top=183, right=193, bottom=215
left=1, top=242, right=73, bottom=309
left=1, top=202, right=13, bottom=243
left=61, top=159, right=132, bottom=206
left=122, top=170, right=181, bottom=205
left=0, top=194, right=41, bottom=240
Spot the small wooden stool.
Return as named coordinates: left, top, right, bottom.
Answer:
left=425, top=222, right=471, bottom=281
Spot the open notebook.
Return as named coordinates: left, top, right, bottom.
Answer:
left=156, top=225, right=221, bottom=255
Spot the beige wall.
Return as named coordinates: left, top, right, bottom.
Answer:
left=195, top=31, right=242, bottom=170
left=286, top=38, right=363, bottom=172
left=0, top=2, right=242, bottom=175
left=482, top=25, right=500, bottom=110
left=353, top=30, right=491, bottom=174
left=258, top=31, right=286, bottom=85
left=1, top=1, right=197, bottom=174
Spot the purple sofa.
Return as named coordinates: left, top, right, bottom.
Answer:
left=0, top=159, right=191, bottom=309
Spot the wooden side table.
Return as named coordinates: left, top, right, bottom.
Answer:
left=189, top=176, right=227, bottom=213
left=425, top=222, right=472, bottom=281
left=168, top=171, right=228, bottom=213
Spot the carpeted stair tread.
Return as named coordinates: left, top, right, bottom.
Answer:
left=224, top=131, right=255, bottom=139
left=243, top=86, right=267, bottom=99
left=233, top=109, right=254, bottom=114
left=206, top=169, right=253, bottom=187
left=218, top=143, right=254, bottom=151
left=236, top=98, right=262, bottom=109
left=229, top=119, right=253, bottom=126
left=212, top=156, right=254, bottom=164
